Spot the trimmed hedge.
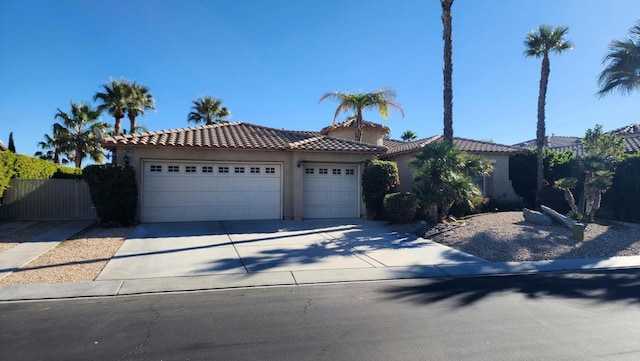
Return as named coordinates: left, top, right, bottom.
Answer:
left=83, top=164, right=138, bottom=226
left=383, top=192, right=418, bottom=224
left=362, top=158, right=399, bottom=220
left=601, top=155, right=640, bottom=222
left=0, top=151, right=81, bottom=198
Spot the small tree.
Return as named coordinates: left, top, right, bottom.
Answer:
left=411, top=142, right=492, bottom=222
left=8, top=132, right=16, bottom=153
left=362, top=158, right=399, bottom=219
left=554, top=177, right=579, bottom=217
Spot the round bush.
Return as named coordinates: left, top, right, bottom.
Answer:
left=383, top=192, right=418, bottom=224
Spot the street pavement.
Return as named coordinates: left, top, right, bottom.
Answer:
left=1, top=219, right=640, bottom=301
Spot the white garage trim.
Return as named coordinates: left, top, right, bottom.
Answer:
left=141, top=160, right=283, bottom=222
left=303, top=163, right=360, bottom=219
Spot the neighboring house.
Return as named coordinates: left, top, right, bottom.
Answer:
left=0, top=139, right=6, bottom=151
left=381, top=136, right=524, bottom=203
left=101, top=122, right=385, bottom=222
left=514, top=123, right=640, bottom=156
left=102, top=120, right=524, bottom=223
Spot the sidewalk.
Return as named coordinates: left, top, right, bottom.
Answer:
left=1, top=220, right=639, bottom=302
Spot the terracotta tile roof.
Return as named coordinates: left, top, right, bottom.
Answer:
left=101, top=122, right=386, bottom=153
left=384, top=135, right=524, bottom=156
left=550, top=135, right=640, bottom=156
left=513, top=135, right=581, bottom=149
left=320, top=119, right=391, bottom=135
left=608, top=123, right=640, bottom=135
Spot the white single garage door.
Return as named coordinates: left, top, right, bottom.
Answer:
left=303, top=164, right=359, bottom=218
left=142, top=161, right=282, bottom=222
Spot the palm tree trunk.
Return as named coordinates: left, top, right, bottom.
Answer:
left=535, top=52, right=550, bottom=206
left=129, top=114, right=136, bottom=135
left=75, top=144, right=82, bottom=168
left=355, top=109, right=363, bottom=142
left=441, top=0, right=454, bottom=143
left=114, top=115, right=123, bottom=136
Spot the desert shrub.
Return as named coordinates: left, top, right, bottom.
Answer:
left=450, top=193, right=487, bottom=217
left=83, top=164, right=138, bottom=226
left=383, top=192, right=418, bottom=224
left=362, top=158, right=399, bottom=220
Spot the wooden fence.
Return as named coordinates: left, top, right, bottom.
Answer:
left=0, top=179, right=97, bottom=221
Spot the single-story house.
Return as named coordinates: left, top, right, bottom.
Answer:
left=102, top=120, right=523, bottom=223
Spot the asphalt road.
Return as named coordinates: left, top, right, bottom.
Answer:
left=2, top=270, right=640, bottom=360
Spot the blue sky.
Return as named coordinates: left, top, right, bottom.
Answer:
left=1, top=0, right=639, bottom=161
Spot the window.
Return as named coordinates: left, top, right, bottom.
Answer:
left=219, top=166, right=229, bottom=173
left=250, top=167, right=260, bottom=174
left=168, top=165, right=179, bottom=173
left=150, top=165, right=162, bottom=172
left=345, top=169, right=355, bottom=175
left=202, top=166, right=213, bottom=173
left=234, top=167, right=245, bottom=173
left=185, top=166, right=196, bottom=173
left=332, top=168, right=341, bottom=175
left=265, top=167, right=275, bottom=174
left=305, top=168, right=314, bottom=174
left=319, top=168, right=328, bottom=175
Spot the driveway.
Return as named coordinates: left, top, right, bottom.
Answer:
left=96, top=219, right=487, bottom=280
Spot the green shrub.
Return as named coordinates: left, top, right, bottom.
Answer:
left=450, top=193, right=487, bottom=217
left=0, top=151, right=81, bottom=198
left=84, top=164, right=138, bottom=226
left=601, top=155, right=640, bottom=222
left=362, top=158, right=399, bottom=220
left=383, top=192, right=418, bottom=224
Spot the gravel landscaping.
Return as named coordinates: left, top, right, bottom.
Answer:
left=0, top=225, right=132, bottom=285
left=427, top=211, right=640, bottom=262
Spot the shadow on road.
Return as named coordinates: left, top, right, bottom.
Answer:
left=383, top=268, right=640, bottom=307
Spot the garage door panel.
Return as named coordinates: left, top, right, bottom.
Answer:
left=303, top=165, right=359, bottom=219
left=143, top=162, right=282, bottom=222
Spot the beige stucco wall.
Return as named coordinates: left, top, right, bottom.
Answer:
left=112, top=146, right=373, bottom=221
left=325, top=128, right=386, bottom=146
left=389, top=152, right=521, bottom=204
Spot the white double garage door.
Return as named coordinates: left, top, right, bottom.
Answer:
left=142, top=161, right=359, bottom=222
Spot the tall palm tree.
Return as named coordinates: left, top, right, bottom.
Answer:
left=54, top=102, right=109, bottom=168
left=441, top=0, right=454, bottom=143
left=187, top=96, right=231, bottom=125
left=93, top=78, right=131, bottom=136
left=524, top=24, right=573, bottom=205
left=319, top=88, right=404, bottom=142
left=597, top=21, right=640, bottom=97
left=401, top=130, right=417, bottom=141
left=125, top=82, right=155, bottom=134
left=35, top=123, right=71, bottom=164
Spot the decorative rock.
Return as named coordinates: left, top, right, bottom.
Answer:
left=523, top=208, right=553, bottom=226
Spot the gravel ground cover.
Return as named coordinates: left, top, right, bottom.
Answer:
left=0, top=222, right=65, bottom=253
left=0, top=225, right=132, bottom=285
left=428, top=211, right=640, bottom=262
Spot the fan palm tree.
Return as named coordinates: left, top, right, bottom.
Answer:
left=441, top=0, right=454, bottom=142
left=401, top=130, right=417, bottom=141
left=187, top=96, right=231, bottom=125
left=54, top=102, right=109, bottom=168
left=35, top=123, right=71, bottom=164
left=319, top=88, right=404, bottom=142
left=125, top=82, right=155, bottom=134
left=93, top=78, right=131, bottom=136
left=597, top=21, right=640, bottom=97
left=524, top=24, right=573, bottom=206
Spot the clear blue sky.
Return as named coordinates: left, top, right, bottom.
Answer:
left=1, top=0, right=639, bottom=161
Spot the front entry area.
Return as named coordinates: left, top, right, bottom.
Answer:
left=142, top=161, right=282, bottom=222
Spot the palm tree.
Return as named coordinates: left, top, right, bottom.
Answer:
left=318, top=88, right=404, bottom=142
left=441, top=0, right=454, bottom=143
left=54, top=102, right=109, bottom=168
left=410, top=141, right=492, bottom=222
left=524, top=24, right=573, bottom=206
left=401, top=130, right=417, bottom=141
left=187, top=96, right=231, bottom=125
left=93, top=78, right=131, bottom=136
left=597, top=21, right=640, bottom=97
left=35, top=123, right=71, bottom=164
left=125, top=82, right=155, bottom=134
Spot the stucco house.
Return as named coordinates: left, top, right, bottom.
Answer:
left=102, top=120, right=523, bottom=223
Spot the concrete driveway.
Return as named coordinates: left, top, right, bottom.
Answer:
left=96, top=219, right=487, bottom=281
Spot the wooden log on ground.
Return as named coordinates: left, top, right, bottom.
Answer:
left=540, top=205, right=584, bottom=241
